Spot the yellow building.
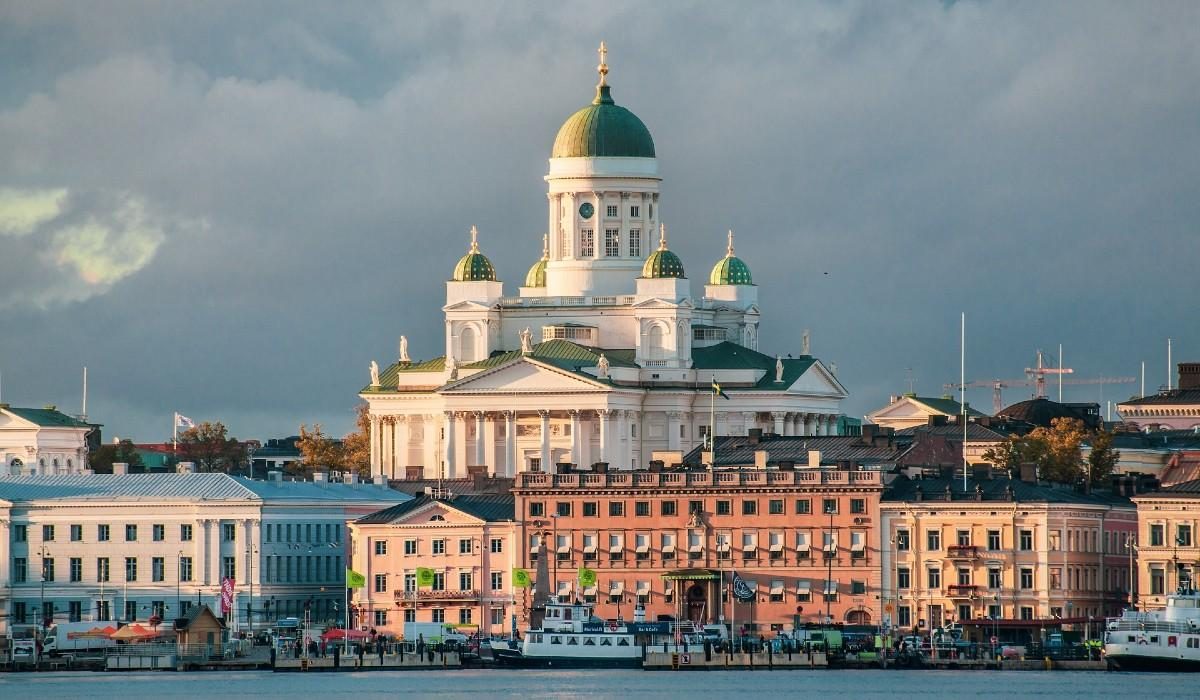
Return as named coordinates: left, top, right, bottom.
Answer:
left=881, top=475, right=1136, bottom=643
left=1131, top=479, right=1200, bottom=609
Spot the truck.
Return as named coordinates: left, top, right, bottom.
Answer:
left=8, top=625, right=41, bottom=664
left=402, top=622, right=467, bottom=647
left=43, top=622, right=118, bottom=657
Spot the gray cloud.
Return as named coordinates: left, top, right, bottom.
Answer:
left=0, top=1, right=1196, bottom=440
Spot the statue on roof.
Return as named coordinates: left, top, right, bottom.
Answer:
left=802, top=329, right=810, bottom=356
left=775, top=356, right=784, bottom=383
left=520, top=327, right=534, bottom=354
left=369, top=360, right=380, bottom=387
left=446, top=354, right=458, bottom=379
left=399, top=335, right=410, bottom=364
left=597, top=353, right=610, bottom=379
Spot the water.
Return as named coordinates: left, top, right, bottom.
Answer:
left=0, top=669, right=1193, bottom=699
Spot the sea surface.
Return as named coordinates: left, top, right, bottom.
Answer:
left=0, top=669, right=1193, bottom=699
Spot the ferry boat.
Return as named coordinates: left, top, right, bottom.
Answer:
left=493, top=599, right=675, bottom=668
left=1105, top=583, right=1200, bottom=671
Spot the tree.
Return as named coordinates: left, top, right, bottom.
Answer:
left=982, top=418, right=1088, bottom=484
left=340, top=403, right=371, bottom=476
left=296, top=423, right=344, bottom=473
left=1087, top=429, right=1120, bottom=486
left=89, top=440, right=146, bottom=474
left=175, top=421, right=246, bottom=473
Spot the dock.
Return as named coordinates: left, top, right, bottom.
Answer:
left=273, top=650, right=461, bottom=671
left=643, top=649, right=828, bottom=670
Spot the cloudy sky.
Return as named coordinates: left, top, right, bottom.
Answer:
left=1, top=1, right=1197, bottom=443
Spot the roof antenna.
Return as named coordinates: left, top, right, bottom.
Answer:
left=906, top=367, right=915, bottom=395
left=81, top=366, right=88, bottom=422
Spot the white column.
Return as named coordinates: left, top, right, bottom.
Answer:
left=474, top=411, right=486, bottom=467
left=394, top=416, right=409, bottom=479
left=579, top=412, right=592, bottom=468
left=598, top=409, right=611, bottom=465
left=772, top=411, right=786, bottom=436
left=369, top=415, right=380, bottom=475
left=444, top=411, right=458, bottom=478
left=569, top=410, right=582, bottom=466
left=504, top=411, right=517, bottom=476
left=825, top=414, right=838, bottom=436
left=667, top=411, right=681, bottom=452
left=539, top=410, right=552, bottom=471
left=815, top=414, right=828, bottom=436
left=804, top=413, right=818, bottom=436
left=742, top=411, right=756, bottom=436
left=208, top=519, right=221, bottom=586
left=422, top=414, right=439, bottom=478
left=484, top=414, right=499, bottom=476
left=615, top=410, right=628, bottom=469
left=195, top=519, right=209, bottom=587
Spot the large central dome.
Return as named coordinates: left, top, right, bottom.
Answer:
left=551, top=64, right=655, bottom=158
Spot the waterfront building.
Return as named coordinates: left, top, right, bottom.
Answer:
left=359, top=46, right=847, bottom=482
left=347, top=494, right=516, bottom=637
left=510, top=464, right=885, bottom=633
left=1118, top=363, right=1200, bottom=431
left=1129, top=479, right=1200, bottom=609
left=867, top=395, right=984, bottom=431
left=0, top=472, right=407, bottom=634
left=880, top=475, right=1136, bottom=642
left=1, top=404, right=97, bottom=476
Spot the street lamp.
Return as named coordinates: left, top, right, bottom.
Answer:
left=176, top=550, right=185, bottom=615
left=1126, top=534, right=1138, bottom=610
left=824, top=503, right=835, bottom=625
left=246, top=544, right=259, bottom=634
left=38, top=545, right=51, bottom=629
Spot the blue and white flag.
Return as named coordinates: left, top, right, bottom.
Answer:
left=731, top=571, right=755, bottom=602
left=175, top=413, right=195, bottom=429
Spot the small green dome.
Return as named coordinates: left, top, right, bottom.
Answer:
left=708, top=231, right=753, bottom=285
left=451, top=226, right=497, bottom=282
left=641, top=226, right=685, bottom=279
left=524, top=234, right=549, bottom=287
left=551, top=49, right=655, bottom=162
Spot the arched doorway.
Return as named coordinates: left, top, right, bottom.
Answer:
left=686, top=583, right=707, bottom=624
left=647, top=325, right=666, bottom=362
left=459, top=326, right=478, bottom=362
left=845, top=609, right=872, bottom=625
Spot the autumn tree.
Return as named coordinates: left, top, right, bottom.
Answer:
left=296, top=423, right=344, bottom=474
left=174, top=421, right=246, bottom=473
left=1086, top=429, right=1121, bottom=486
left=340, top=403, right=371, bottom=476
left=89, top=439, right=146, bottom=474
left=982, top=418, right=1091, bottom=484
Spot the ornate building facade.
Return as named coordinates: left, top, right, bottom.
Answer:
left=361, top=47, right=847, bottom=481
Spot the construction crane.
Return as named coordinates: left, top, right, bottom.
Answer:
left=944, top=350, right=1136, bottom=414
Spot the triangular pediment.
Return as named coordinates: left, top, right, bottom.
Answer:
left=442, top=358, right=610, bottom=394
left=0, top=411, right=38, bottom=430
left=442, top=300, right=493, bottom=312
left=632, top=297, right=693, bottom=310
left=867, top=397, right=942, bottom=422
left=389, top=501, right=487, bottom=526
left=787, top=362, right=848, bottom=398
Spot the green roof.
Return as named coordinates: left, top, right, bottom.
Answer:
left=709, top=254, right=753, bottom=285
left=691, top=342, right=816, bottom=390
left=452, top=252, right=496, bottom=282
left=2, top=406, right=93, bottom=428
left=909, top=395, right=986, bottom=417
left=641, top=247, right=685, bottom=279
left=524, top=258, right=547, bottom=287
left=551, top=84, right=655, bottom=159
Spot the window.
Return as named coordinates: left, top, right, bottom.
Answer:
left=583, top=502, right=598, bottom=517
left=988, top=568, right=1001, bottom=589
left=823, top=499, right=838, bottom=514
left=850, top=499, right=866, bottom=514
left=927, top=530, right=941, bottom=551
left=957, top=568, right=971, bottom=585
left=628, top=228, right=641, bottom=257
left=125, top=557, right=138, bottom=582
left=179, top=524, right=192, bottom=542
left=1178, top=524, right=1193, bottom=547
left=609, top=502, right=625, bottom=517
left=375, top=574, right=388, bottom=593
left=927, top=568, right=941, bottom=589
left=1151, top=567, right=1165, bottom=595
left=1050, top=567, right=1062, bottom=589
left=152, top=557, right=165, bottom=582
left=459, top=572, right=473, bottom=590
left=153, top=524, right=165, bottom=542
left=125, top=601, right=137, bottom=622
left=688, top=500, right=704, bottom=516
left=222, top=557, right=235, bottom=580
left=125, top=524, right=137, bottom=542
left=556, top=502, right=572, bottom=517
left=95, top=524, right=110, bottom=542
left=41, top=557, right=54, bottom=582
left=405, top=539, right=418, bottom=555
left=459, top=608, right=473, bottom=625
left=530, top=502, right=545, bottom=517
left=661, top=500, right=677, bottom=517
left=490, top=538, right=503, bottom=553
left=375, top=540, right=388, bottom=556
left=14, top=558, right=27, bottom=583
left=402, top=608, right=416, bottom=623
left=716, top=500, right=732, bottom=516
left=374, top=609, right=388, bottom=626
left=1019, top=529, right=1033, bottom=551
left=431, top=609, right=445, bottom=623
left=898, top=605, right=912, bottom=628
left=956, top=530, right=971, bottom=546
left=742, top=500, right=757, bottom=516
left=895, top=530, right=910, bottom=551
left=459, top=539, right=473, bottom=555
left=97, top=558, right=110, bottom=582
left=580, top=229, right=594, bottom=257
left=180, top=557, right=193, bottom=582
left=851, top=580, right=866, bottom=595
left=43, top=524, right=55, bottom=541
left=768, top=499, right=784, bottom=515
left=795, top=499, right=811, bottom=515
left=1020, top=568, right=1034, bottom=590
left=491, top=572, right=503, bottom=591
left=635, top=501, right=651, bottom=517
left=70, top=524, right=82, bottom=542
left=630, top=205, right=640, bottom=218
left=987, top=530, right=1001, bottom=551
left=14, top=524, right=27, bottom=542
left=433, top=539, right=446, bottom=555
left=606, top=204, right=618, bottom=218
left=897, top=568, right=911, bottom=589
left=221, top=523, right=236, bottom=541
left=68, top=601, right=82, bottom=623
left=604, top=228, right=620, bottom=257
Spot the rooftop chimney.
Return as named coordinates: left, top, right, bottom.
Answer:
left=807, top=450, right=821, bottom=469
left=112, top=462, right=128, bottom=476
left=1180, top=362, right=1200, bottom=390
left=754, top=450, right=769, bottom=470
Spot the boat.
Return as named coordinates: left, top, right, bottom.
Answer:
left=1105, top=582, right=1200, bottom=671
left=493, top=599, right=673, bottom=668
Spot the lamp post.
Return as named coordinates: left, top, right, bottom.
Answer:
left=246, top=544, right=259, bottom=634
left=825, top=503, right=835, bottom=625
left=38, top=545, right=51, bottom=629
left=551, top=514, right=559, bottom=603
left=176, top=550, right=184, bottom=615
left=1127, top=534, right=1138, bottom=610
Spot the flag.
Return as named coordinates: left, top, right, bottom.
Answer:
left=512, top=568, right=532, bottom=588
left=345, top=568, right=366, bottom=589
left=577, top=567, right=597, bottom=588
left=731, top=571, right=755, bottom=602
left=711, top=379, right=731, bottom=400
left=220, top=577, right=235, bottom=614
left=416, top=567, right=436, bottom=588
left=175, top=413, right=195, bottom=429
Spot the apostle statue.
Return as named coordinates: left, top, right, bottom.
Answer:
left=597, top=353, right=610, bottom=379
left=775, top=356, right=784, bottom=383
left=399, top=335, right=410, bottom=363
left=520, top=327, right=533, bottom=354
left=369, top=360, right=380, bottom=387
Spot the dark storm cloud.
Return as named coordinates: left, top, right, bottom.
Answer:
left=0, top=1, right=1197, bottom=440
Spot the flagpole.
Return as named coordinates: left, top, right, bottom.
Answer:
left=173, top=413, right=178, bottom=460
left=710, top=374, right=716, bottom=470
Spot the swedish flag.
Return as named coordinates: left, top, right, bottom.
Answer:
left=712, top=379, right=731, bottom=400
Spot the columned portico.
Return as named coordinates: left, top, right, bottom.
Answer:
left=393, top=416, right=409, bottom=479
left=804, top=413, right=818, bottom=436
left=569, top=410, right=582, bottom=466
left=539, top=410, right=552, bottom=471
left=666, top=411, right=682, bottom=451
left=504, top=411, right=517, bottom=477
left=473, top=411, right=486, bottom=468
left=598, top=409, right=611, bottom=465
left=771, top=411, right=786, bottom=435
left=444, top=411, right=458, bottom=478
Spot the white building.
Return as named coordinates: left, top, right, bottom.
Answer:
left=1, top=404, right=95, bottom=476
left=0, top=472, right=408, bottom=634
left=362, top=46, right=848, bottom=481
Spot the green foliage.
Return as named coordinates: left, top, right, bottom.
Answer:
left=174, top=421, right=246, bottom=473
left=982, top=417, right=1091, bottom=484
left=88, top=439, right=146, bottom=474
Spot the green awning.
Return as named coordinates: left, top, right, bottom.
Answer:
left=661, top=569, right=720, bottom=581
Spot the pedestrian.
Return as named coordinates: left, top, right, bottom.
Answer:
left=417, top=634, right=425, bottom=658
left=379, top=640, right=385, bottom=665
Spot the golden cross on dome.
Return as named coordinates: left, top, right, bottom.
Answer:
left=727, top=229, right=735, bottom=256
left=541, top=233, right=549, bottom=258
left=470, top=225, right=480, bottom=252
left=597, top=41, right=609, bottom=86
left=659, top=222, right=668, bottom=250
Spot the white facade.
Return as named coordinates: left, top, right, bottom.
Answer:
left=362, top=54, right=848, bottom=481
left=0, top=406, right=93, bottom=476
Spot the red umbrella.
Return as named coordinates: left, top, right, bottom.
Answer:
left=321, top=628, right=369, bottom=641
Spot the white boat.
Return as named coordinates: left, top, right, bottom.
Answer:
left=1105, top=583, right=1200, bottom=671
left=493, top=599, right=675, bottom=668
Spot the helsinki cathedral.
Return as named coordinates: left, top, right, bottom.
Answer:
left=362, top=45, right=847, bottom=481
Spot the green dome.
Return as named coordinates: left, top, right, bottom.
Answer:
left=524, top=234, right=549, bottom=287
left=708, top=231, right=753, bottom=285
left=451, top=226, right=497, bottom=282
left=551, top=84, right=655, bottom=159
left=641, top=227, right=685, bottom=279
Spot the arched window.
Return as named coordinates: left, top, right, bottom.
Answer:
left=646, top=323, right=669, bottom=362
left=459, top=326, right=478, bottom=363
